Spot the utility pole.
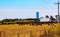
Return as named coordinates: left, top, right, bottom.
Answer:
left=54, top=1, right=60, bottom=22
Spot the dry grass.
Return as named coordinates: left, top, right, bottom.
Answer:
left=0, top=23, right=60, bottom=37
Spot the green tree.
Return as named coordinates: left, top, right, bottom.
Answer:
left=50, top=16, right=55, bottom=22
left=46, top=15, right=49, bottom=18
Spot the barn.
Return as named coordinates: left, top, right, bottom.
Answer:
left=39, top=17, right=51, bottom=22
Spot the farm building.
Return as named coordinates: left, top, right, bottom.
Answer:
left=39, top=17, right=51, bottom=22
left=56, top=15, right=60, bottom=22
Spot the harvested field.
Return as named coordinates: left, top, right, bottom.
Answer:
left=0, top=23, right=60, bottom=37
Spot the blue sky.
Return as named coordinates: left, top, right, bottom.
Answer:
left=0, top=0, right=59, bottom=20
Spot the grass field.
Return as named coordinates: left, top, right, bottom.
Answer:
left=0, top=23, right=60, bottom=37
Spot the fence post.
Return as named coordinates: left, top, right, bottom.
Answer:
left=18, top=33, right=19, bottom=37
left=30, top=31, right=32, bottom=37
left=17, top=32, right=20, bottom=37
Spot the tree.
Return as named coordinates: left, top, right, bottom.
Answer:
left=50, top=16, right=56, bottom=22
left=46, top=15, right=49, bottom=18
left=20, top=18, right=22, bottom=20
left=55, top=15, right=57, bottom=18
left=2, top=19, right=11, bottom=22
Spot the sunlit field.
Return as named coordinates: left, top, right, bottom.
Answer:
left=0, top=23, right=60, bottom=37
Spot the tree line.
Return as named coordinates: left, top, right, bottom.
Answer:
left=0, top=15, right=57, bottom=24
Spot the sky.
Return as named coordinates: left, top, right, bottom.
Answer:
left=0, top=0, right=60, bottom=20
